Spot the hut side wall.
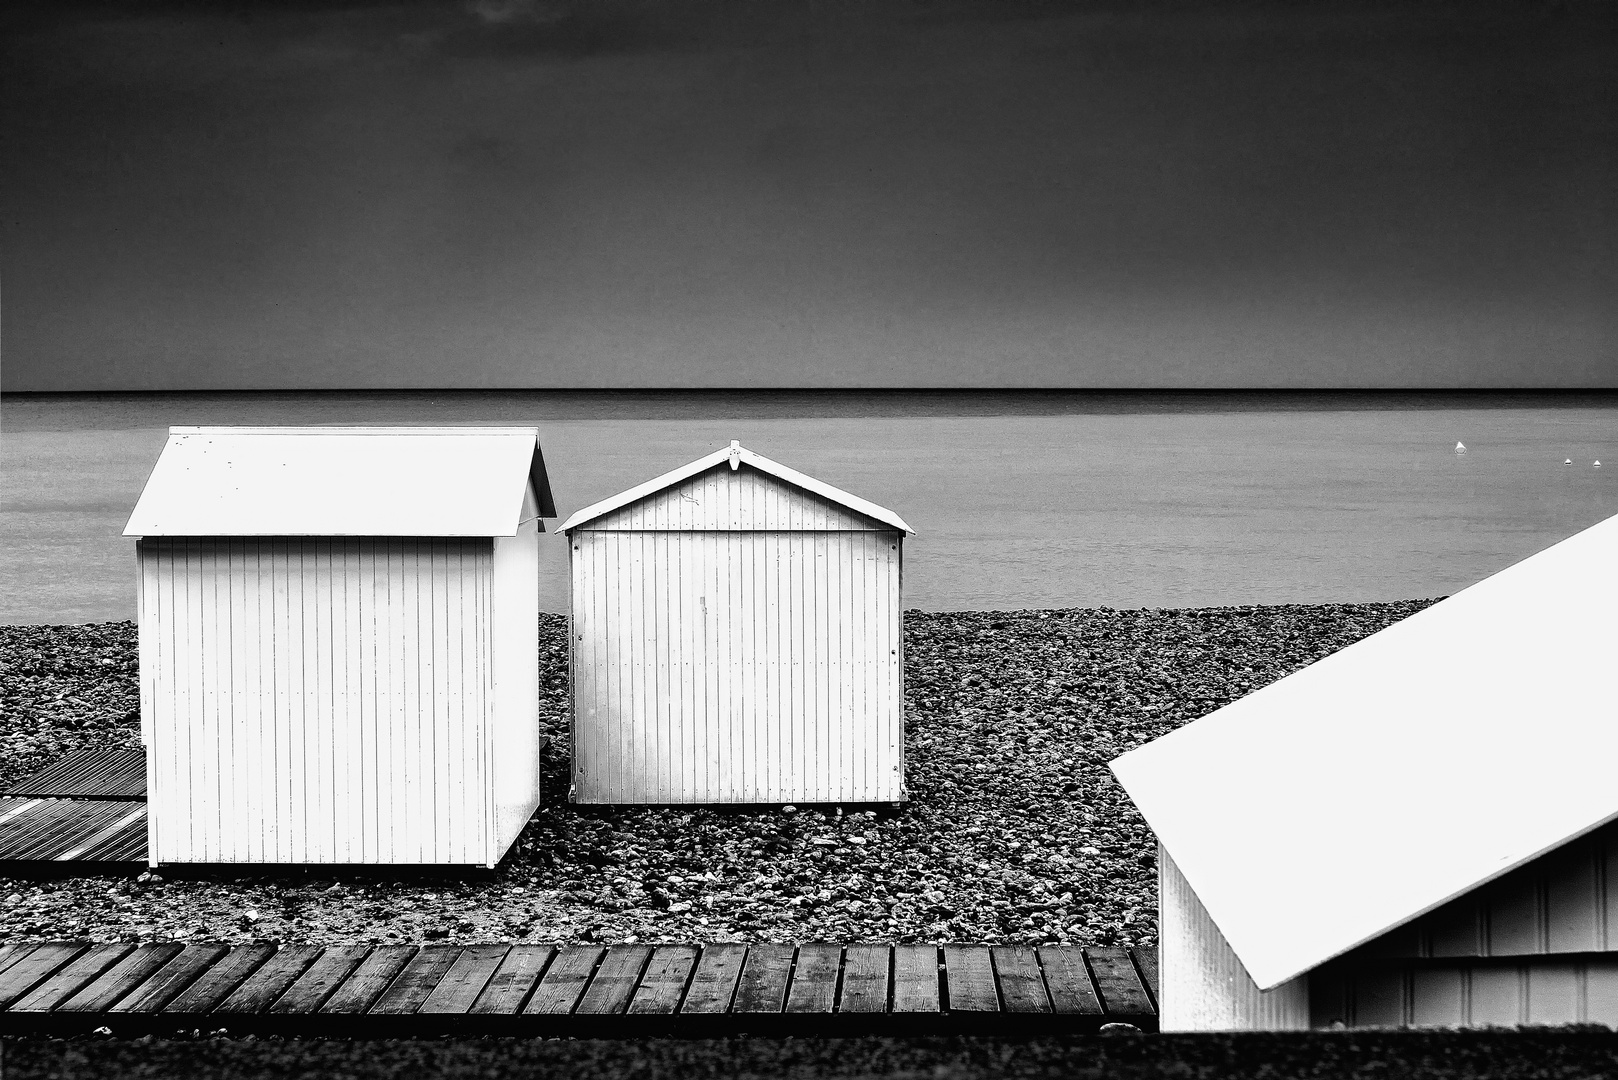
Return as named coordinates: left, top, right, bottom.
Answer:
left=1160, top=843, right=1311, bottom=1031
left=138, top=537, right=493, bottom=865
left=1346, top=817, right=1618, bottom=963
left=1301, top=818, right=1618, bottom=1029
left=490, top=485, right=543, bottom=861
left=1310, top=956, right=1618, bottom=1028
left=571, top=527, right=903, bottom=804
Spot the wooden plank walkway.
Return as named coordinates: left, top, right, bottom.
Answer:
left=0, top=941, right=1158, bottom=1035
left=0, top=799, right=148, bottom=864
left=3, top=749, right=147, bottom=800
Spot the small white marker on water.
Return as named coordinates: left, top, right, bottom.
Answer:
left=1454, top=441, right=1467, bottom=455
left=1565, top=458, right=1573, bottom=465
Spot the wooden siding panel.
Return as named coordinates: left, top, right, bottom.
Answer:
left=1586, top=960, right=1618, bottom=1027
left=572, top=525, right=904, bottom=805
left=492, top=503, right=541, bottom=864
left=138, top=538, right=498, bottom=864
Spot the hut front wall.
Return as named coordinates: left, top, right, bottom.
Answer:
left=1160, top=843, right=1311, bottom=1031
left=570, top=527, right=903, bottom=804
left=138, top=537, right=494, bottom=865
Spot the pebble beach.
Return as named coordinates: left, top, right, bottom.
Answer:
left=0, top=602, right=1436, bottom=948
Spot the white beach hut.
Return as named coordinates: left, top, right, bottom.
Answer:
left=1110, top=512, right=1618, bottom=1031
left=124, top=426, right=556, bottom=868
left=561, top=441, right=913, bottom=805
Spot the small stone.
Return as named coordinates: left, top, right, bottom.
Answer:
left=781, top=805, right=797, bottom=815
left=1099, top=1022, right=1141, bottom=1035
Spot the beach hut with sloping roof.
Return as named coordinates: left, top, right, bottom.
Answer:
left=561, top=441, right=914, bottom=805
left=124, top=426, right=556, bottom=868
left=1110, top=512, right=1618, bottom=1031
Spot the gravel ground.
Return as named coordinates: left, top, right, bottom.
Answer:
left=0, top=603, right=1435, bottom=948
left=8, top=1030, right=1618, bottom=1080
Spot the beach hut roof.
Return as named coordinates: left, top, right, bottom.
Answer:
left=1110, top=511, right=1618, bottom=992
left=560, top=440, right=914, bottom=534
left=124, top=426, right=556, bottom=537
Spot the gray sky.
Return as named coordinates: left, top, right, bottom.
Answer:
left=3, top=0, right=1614, bottom=390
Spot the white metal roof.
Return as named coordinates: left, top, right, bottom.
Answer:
left=124, top=427, right=556, bottom=537
left=1110, top=511, right=1618, bottom=992
left=560, top=441, right=914, bottom=534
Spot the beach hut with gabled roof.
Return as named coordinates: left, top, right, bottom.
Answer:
left=124, top=426, right=556, bottom=868
left=1110, top=511, right=1618, bottom=1031
left=561, top=440, right=914, bottom=805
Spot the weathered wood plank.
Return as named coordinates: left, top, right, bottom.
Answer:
left=678, top=943, right=746, bottom=1015
left=162, top=945, right=278, bottom=1015
left=627, top=945, right=699, bottom=1015
left=732, top=944, right=793, bottom=1014
left=10, top=944, right=134, bottom=1012
left=419, top=944, right=510, bottom=1015
left=112, top=945, right=230, bottom=1014
left=1036, top=946, right=1103, bottom=1015
left=1086, top=946, right=1153, bottom=1017
left=0, top=943, right=87, bottom=1010
left=785, top=943, right=841, bottom=1014
left=838, top=944, right=890, bottom=1014
left=268, top=946, right=371, bottom=1015
left=319, top=946, right=417, bottom=1015
left=0, top=943, right=38, bottom=980
left=522, top=945, right=603, bottom=1015
left=58, top=944, right=184, bottom=1013
left=991, top=946, right=1050, bottom=1013
left=942, top=945, right=998, bottom=1012
left=469, top=945, right=554, bottom=1015
left=1131, top=946, right=1159, bottom=1010
left=215, top=945, right=323, bottom=1014
left=892, top=945, right=940, bottom=1013
left=367, top=945, right=461, bottom=1015
left=574, top=944, right=652, bottom=1016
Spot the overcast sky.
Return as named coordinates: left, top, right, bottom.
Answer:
left=3, top=0, right=1613, bottom=390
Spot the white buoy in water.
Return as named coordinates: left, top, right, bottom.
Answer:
left=1455, top=442, right=1467, bottom=455
left=1565, top=458, right=1574, bottom=465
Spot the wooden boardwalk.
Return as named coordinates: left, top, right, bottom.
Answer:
left=0, top=750, right=150, bottom=865
left=3, top=749, right=147, bottom=800
left=0, top=799, right=147, bottom=864
left=0, top=940, right=1158, bottom=1035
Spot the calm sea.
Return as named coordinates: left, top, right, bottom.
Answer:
left=3, top=391, right=1614, bottom=625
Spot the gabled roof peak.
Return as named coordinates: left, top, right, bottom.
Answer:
left=561, top=441, right=914, bottom=535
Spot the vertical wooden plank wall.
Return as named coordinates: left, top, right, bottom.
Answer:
left=1304, top=815, right=1618, bottom=1029
left=1310, top=957, right=1618, bottom=1029
left=139, top=538, right=494, bottom=865
left=491, top=484, right=543, bottom=860
left=1159, top=843, right=1311, bottom=1031
left=571, top=466, right=903, bottom=804
left=1347, top=817, right=1618, bottom=963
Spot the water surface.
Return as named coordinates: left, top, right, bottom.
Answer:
left=3, top=391, right=1614, bottom=623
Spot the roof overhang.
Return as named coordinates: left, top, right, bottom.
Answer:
left=1111, top=511, right=1618, bottom=990
left=125, top=426, right=556, bottom=538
